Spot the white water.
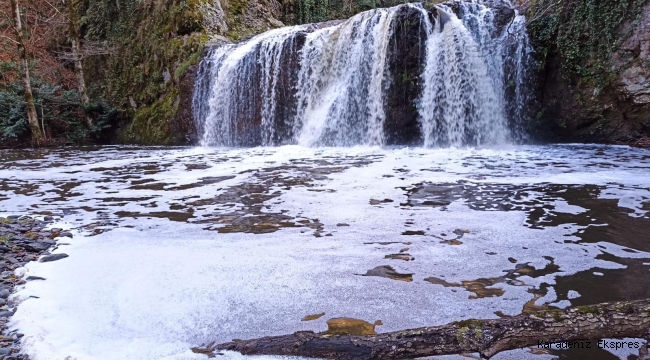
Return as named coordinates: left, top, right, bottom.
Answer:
left=418, top=3, right=505, bottom=146
left=193, top=1, right=533, bottom=147
left=196, top=26, right=307, bottom=146
left=293, top=8, right=397, bottom=146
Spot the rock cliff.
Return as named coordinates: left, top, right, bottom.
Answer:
left=524, top=0, right=650, bottom=143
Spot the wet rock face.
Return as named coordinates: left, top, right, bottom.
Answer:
left=617, top=5, right=650, bottom=107
left=226, top=0, right=284, bottom=39
left=528, top=1, right=650, bottom=143
left=269, top=32, right=307, bottom=144
left=169, top=65, right=199, bottom=145
left=619, top=66, right=650, bottom=105
left=383, top=5, right=430, bottom=145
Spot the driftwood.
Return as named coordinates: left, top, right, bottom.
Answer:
left=211, top=299, right=650, bottom=359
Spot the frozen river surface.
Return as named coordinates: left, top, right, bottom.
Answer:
left=1, top=145, right=649, bottom=360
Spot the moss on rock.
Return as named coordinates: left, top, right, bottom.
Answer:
left=121, top=89, right=179, bottom=144
left=526, top=0, right=650, bottom=143
left=78, top=0, right=219, bottom=144
left=76, top=0, right=289, bottom=144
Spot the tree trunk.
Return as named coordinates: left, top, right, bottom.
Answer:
left=67, top=0, right=92, bottom=128
left=10, top=0, right=43, bottom=146
left=212, top=299, right=650, bottom=359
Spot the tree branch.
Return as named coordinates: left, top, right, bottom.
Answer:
left=53, top=40, right=116, bottom=61
left=0, top=34, right=19, bottom=44
left=526, top=0, right=562, bottom=25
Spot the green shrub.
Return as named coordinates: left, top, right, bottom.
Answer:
left=0, top=61, right=120, bottom=146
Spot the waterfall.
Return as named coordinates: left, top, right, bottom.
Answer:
left=418, top=2, right=505, bottom=146
left=418, top=0, right=533, bottom=146
left=294, top=8, right=397, bottom=146
left=193, top=0, right=534, bottom=147
left=193, top=27, right=307, bottom=146
left=503, top=9, right=534, bottom=143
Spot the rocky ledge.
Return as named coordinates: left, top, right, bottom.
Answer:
left=0, top=215, right=70, bottom=360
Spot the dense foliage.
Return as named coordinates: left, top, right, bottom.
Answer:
left=0, top=62, right=118, bottom=146
left=74, top=0, right=208, bottom=143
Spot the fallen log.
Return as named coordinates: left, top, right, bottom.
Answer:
left=212, top=299, right=650, bottom=359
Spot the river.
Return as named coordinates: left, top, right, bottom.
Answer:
left=1, top=144, right=649, bottom=359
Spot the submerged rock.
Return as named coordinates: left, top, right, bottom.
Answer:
left=325, top=318, right=381, bottom=336
left=360, top=265, right=413, bottom=282
left=301, top=312, right=325, bottom=321
left=424, top=276, right=505, bottom=299
left=39, top=254, right=69, bottom=263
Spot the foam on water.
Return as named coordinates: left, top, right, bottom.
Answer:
left=1, top=144, right=649, bottom=360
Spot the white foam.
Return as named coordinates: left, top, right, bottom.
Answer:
left=1, top=144, right=649, bottom=360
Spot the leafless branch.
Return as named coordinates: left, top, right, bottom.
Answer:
left=41, top=0, right=63, bottom=15
left=0, top=34, right=19, bottom=44
left=526, top=0, right=562, bottom=25
left=54, top=40, right=116, bottom=60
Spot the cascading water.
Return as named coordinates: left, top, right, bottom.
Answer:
left=194, top=27, right=306, bottom=146
left=293, top=8, right=397, bottom=146
left=193, top=0, right=534, bottom=147
left=420, top=2, right=497, bottom=146
left=417, top=0, right=533, bottom=146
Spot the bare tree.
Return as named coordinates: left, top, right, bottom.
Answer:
left=66, top=0, right=91, bottom=128
left=54, top=40, right=116, bottom=60
left=10, top=0, right=43, bottom=146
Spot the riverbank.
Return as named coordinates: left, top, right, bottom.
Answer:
left=0, top=216, right=69, bottom=360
